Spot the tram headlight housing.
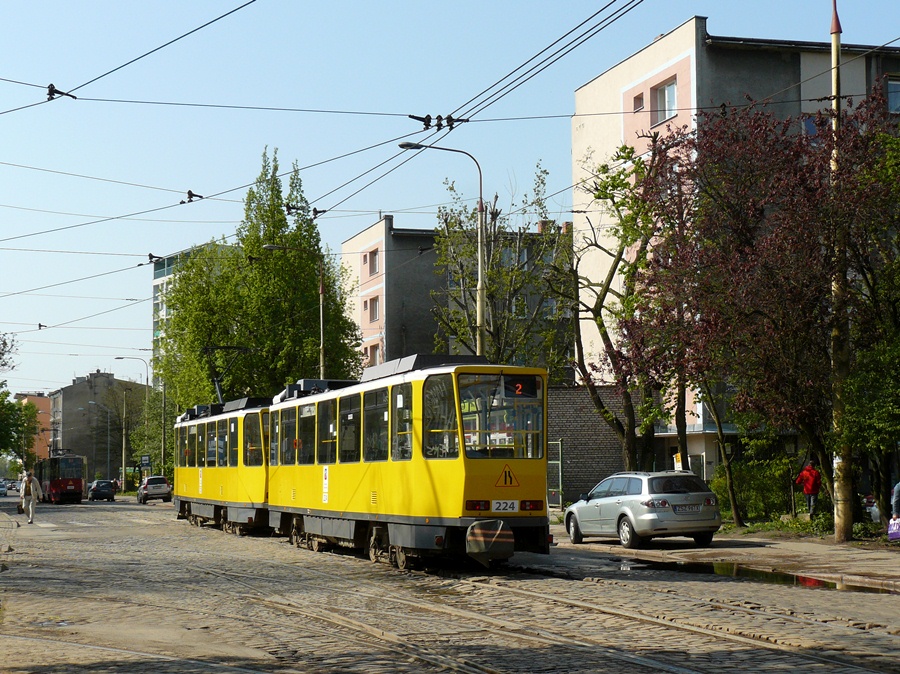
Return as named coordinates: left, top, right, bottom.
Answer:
left=466, top=500, right=490, bottom=511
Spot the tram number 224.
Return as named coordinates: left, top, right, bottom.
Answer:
left=492, top=500, right=519, bottom=512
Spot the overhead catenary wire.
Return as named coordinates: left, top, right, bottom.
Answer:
left=0, top=2, right=258, bottom=118
left=455, top=0, right=646, bottom=121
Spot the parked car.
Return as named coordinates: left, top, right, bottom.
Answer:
left=88, top=480, right=117, bottom=502
left=564, top=471, right=721, bottom=549
left=0, top=482, right=7, bottom=497
left=137, top=476, right=172, bottom=504
left=8, top=480, right=19, bottom=492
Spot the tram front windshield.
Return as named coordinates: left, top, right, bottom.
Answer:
left=458, top=373, right=544, bottom=459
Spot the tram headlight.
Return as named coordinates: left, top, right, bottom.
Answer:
left=520, top=500, right=543, bottom=511
left=466, top=500, right=490, bottom=511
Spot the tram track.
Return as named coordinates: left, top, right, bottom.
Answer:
left=4, top=511, right=898, bottom=673
left=184, top=550, right=893, bottom=674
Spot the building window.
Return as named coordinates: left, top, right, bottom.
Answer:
left=369, top=296, right=379, bottom=322
left=889, top=77, right=900, bottom=114
left=369, top=249, right=379, bottom=276
left=633, top=93, right=644, bottom=112
left=369, top=344, right=379, bottom=365
left=651, top=78, right=677, bottom=126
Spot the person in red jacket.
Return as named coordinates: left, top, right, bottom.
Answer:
left=795, top=460, right=822, bottom=516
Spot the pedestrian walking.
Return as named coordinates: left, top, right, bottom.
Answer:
left=20, top=470, right=43, bottom=524
left=795, top=460, right=822, bottom=516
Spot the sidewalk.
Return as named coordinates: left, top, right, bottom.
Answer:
left=542, top=523, right=899, bottom=593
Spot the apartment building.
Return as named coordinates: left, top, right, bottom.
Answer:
left=571, top=16, right=900, bottom=476
left=342, top=215, right=440, bottom=366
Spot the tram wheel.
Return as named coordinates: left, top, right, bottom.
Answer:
left=394, top=546, right=409, bottom=571
left=368, top=532, right=381, bottom=563
left=309, top=537, right=323, bottom=553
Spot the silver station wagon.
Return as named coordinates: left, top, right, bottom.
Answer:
left=565, top=471, right=721, bottom=549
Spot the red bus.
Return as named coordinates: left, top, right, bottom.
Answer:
left=35, top=453, right=87, bottom=504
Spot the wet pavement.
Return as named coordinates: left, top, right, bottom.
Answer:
left=509, top=522, right=900, bottom=594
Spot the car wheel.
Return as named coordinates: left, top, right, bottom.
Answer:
left=567, top=516, right=584, bottom=544
left=618, top=517, right=643, bottom=549
left=693, top=532, right=714, bottom=547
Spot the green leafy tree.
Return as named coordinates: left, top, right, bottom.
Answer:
left=432, top=165, right=574, bottom=383
left=0, top=389, right=38, bottom=470
left=158, top=149, right=362, bottom=409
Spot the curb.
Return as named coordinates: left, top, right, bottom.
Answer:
left=0, top=512, right=20, bottom=529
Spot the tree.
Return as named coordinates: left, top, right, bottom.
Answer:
left=0, top=388, right=38, bottom=470
left=0, top=333, right=14, bottom=373
left=130, top=386, right=178, bottom=481
left=618, top=92, right=900, bottom=536
left=158, top=149, right=362, bottom=409
left=839, top=126, right=900, bottom=527
left=431, top=165, right=574, bottom=382
left=559, top=145, right=665, bottom=471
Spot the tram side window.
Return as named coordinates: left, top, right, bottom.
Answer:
left=177, top=427, right=186, bottom=467
left=244, top=413, right=264, bottom=466
left=269, top=411, right=279, bottom=467
left=364, top=388, right=388, bottom=462
left=422, top=374, right=459, bottom=459
left=228, top=418, right=238, bottom=466
left=262, top=412, right=270, bottom=464
left=280, top=406, right=297, bottom=465
left=206, top=423, right=217, bottom=466
left=298, top=404, right=315, bottom=464
left=339, top=394, right=361, bottom=463
left=187, top=425, right=197, bottom=467
left=196, top=422, right=207, bottom=467
left=391, top=382, right=413, bottom=461
left=317, top=399, right=337, bottom=464
left=217, top=418, right=228, bottom=466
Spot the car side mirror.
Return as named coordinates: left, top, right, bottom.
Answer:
left=579, top=493, right=590, bottom=502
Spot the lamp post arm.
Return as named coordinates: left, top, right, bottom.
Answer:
left=397, top=142, right=486, bottom=355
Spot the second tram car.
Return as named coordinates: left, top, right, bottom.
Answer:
left=174, top=355, right=551, bottom=567
left=35, top=452, right=87, bottom=504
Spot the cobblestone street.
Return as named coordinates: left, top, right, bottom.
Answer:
left=1, top=499, right=898, bottom=673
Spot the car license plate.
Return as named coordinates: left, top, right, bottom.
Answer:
left=492, top=500, right=518, bottom=512
left=673, top=504, right=699, bottom=513
left=66, top=485, right=75, bottom=490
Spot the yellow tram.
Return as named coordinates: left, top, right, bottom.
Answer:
left=174, top=355, right=551, bottom=567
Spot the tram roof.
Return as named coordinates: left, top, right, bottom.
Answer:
left=360, top=354, right=489, bottom=383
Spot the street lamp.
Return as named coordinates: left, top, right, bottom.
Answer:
left=398, top=141, right=486, bottom=356
left=115, top=356, right=150, bottom=394
left=88, top=401, right=112, bottom=479
left=262, top=244, right=326, bottom=378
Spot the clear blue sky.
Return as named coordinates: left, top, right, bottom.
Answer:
left=1, top=1, right=896, bottom=394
